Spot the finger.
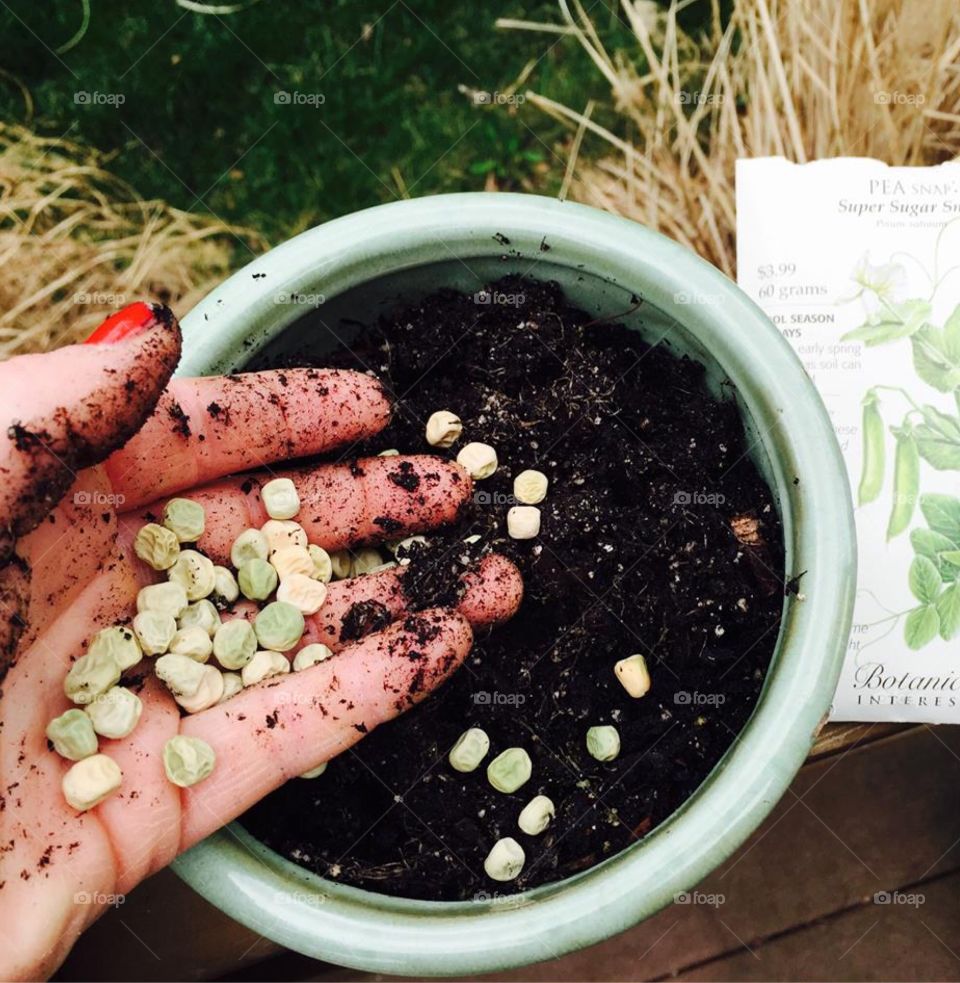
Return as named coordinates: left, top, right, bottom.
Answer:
left=106, top=369, right=391, bottom=508
left=178, top=609, right=472, bottom=848
left=120, top=455, right=472, bottom=558
left=0, top=303, right=180, bottom=559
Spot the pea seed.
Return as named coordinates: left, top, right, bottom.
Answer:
left=155, top=653, right=206, bottom=699
left=457, top=442, right=498, bottom=479
left=506, top=506, right=541, bottom=540
left=178, top=599, right=221, bottom=637
left=62, top=753, right=122, bottom=812
left=448, top=727, right=490, bottom=773
left=390, top=536, right=428, bottom=566
left=307, top=544, right=333, bottom=582
left=261, top=519, right=307, bottom=554
left=162, top=736, right=215, bottom=788
left=237, top=558, right=278, bottom=601
left=65, top=648, right=122, bottom=706
left=487, top=747, right=532, bottom=794
left=218, top=672, right=243, bottom=703
left=169, top=625, right=213, bottom=663
left=133, top=523, right=180, bottom=570
left=133, top=611, right=177, bottom=656
left=425, top=410, right=463, bottom=448
left=85, top=686, right=143, bottom=739
left=513, top=469, right=549, bottom=505
left=483, top=837, right=525, bottom=882
left=163, top=498, right=206, bottom=543
left=241, top=649, right=291, bottom=686
left=231, top=528, right=269, bottom=568
left=329, top=550, right=352, bottom=580
left=46, top=709, right=98, bottom=761
left=212, top=565, right=240, bottom=604
left=262, top=477, right=300, bottom=520
left=277, top=573, right=328, bottom=615
left=168, top=550, right=216, bottom=601
left=378, top=448, right=399, bottom=457
left=212, top=619, right=257, bottom=670
left=254, top=601, right=305, bottom=652
left=614, top=654, right=651, bottom=698
left=586, top=725, right=620, bottom=762
left=137, top=581, right=188, bottom=620
left=175, top=665, right=225, bottom=713
left=270, top=545, right=315, bottom=581
left=292, top=643, right=333, bottom=671
left=518, top=795, right=555, bottom=835
left=88, top=625, right=142, bottom=671
left=299, top=762, right=328, bottom=779
left=351, top=548, right=384, bottom=577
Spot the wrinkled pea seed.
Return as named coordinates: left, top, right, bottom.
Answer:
left=351, top=548, right=383, bottom=577
left=62, top=753, right=122, bottom=811
left=299, top=762, right=328, bottom=779
left=507, top=506, right=541, bottom=540
left=46, top=709, right=98, bottom=761
left=162, top=498, right=206, bottom=543
left=254, top=601, right=305, bottom=652
left=169, top=626, right=213, bottom=663
left=457, top=441, right=498, bottom=479
left=329, top=550, right=352, bottom=580
left=586, top=725, right=621, bottom=762
left=487, top=747, right=532, bottom=794
left=133, top=611, right=177, bottom=656
left=484, top=837, right=525, bottom=882
left=261, top=519, right=307, bottom=554
left=262, top=477, right=300, bottom=520
left=237, top=558, right=279, bottom=601
left=378, top=448, right=399, bottom=457
left=137, top=581, right=188, bottom=620
left=155, top=653, right=206, bottom=699
left=307, top=544, right=333, bottom=582
left=218, top=672, right=243, bottom=703
left=162, top=736, right=215, bottom=788
left=88, top=625, right=142, bottom=672
left=448, top=727, right=490, bottom=773
left=175, top=665, right=225, bottom=713
left=614, top=654, right=651, bottom=698
left=241, top=649, right=291, bottom=686
left=292, top=643, right=333, bottom=671
left=178, top=599, right=221, bottom=637
left=64, top=648, right=122, bottom=706
left=85, top=687, right=143, bottom=740
left=277, top=573, right=328, bottom=615
left=518, top=795, right=555, bottom=835
left=425, top=410, right=463, bottom=448
left=133, top=523, right=180, bottom=570
left=270, top=545, right=315, bottom=581
left=231, top=528, right=269, bottom=568
left=212, top=619, right=257, bottom=670
left=213, top=565, right=240, bottom=604
left=168, top=549, right=216, bottom=601
left=513, top=469, right=549, bottom=505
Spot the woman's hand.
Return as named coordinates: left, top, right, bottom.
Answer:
left=0, top=304, right=522, bottom=980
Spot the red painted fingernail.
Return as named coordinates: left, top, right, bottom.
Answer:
left=84, top=302, right=157, bottom=345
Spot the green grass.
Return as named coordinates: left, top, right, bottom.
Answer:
left=0, top=0, right=646, bottom=243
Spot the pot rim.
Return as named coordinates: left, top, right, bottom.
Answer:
left=172, top=192, right=856, bottom=977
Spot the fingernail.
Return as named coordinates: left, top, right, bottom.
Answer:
left=85, top=302, right=161, bottom=345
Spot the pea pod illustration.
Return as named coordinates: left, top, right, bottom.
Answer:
left=858, top=392, right=885, bottom=505
left=887, top=425, right=920, bottom=540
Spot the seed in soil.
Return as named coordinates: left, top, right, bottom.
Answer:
left=238, top=558, right=279, bottom=601
left=133, top=522, right=180, bottom=570
left=62, top=753, right=122, bottom=811
left=448, top=727, right=490, bottom=773
left=506, top=505, right=541, bottom=540
left=586, top=725, right=621, bottom=762
left=426, top=410, right=463, bottom=448
left=614, top=654, right=652, bottom=698
left=242, top=649, right=291, bottom=686
left=513, top=469, right=548, bottom=505
left=518, top=795, right=555, bottom=835
left=484, top=837, right=525, bottom=882
left=46, top=708, right=99, bottom=761
left=457, top=441, right=498, bottom=479
left=85, top=686, right=143, bottom=739
left=487, top=747, right=532, bottom=794
left=163, top=736, right=216, bottom=788
left=262, top=477, right=300, bottom=520
left=213, top=619, right=257, bottom=670
left=162, top=497, right=206, bottom=543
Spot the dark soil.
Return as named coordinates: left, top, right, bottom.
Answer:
left=242, top=276, right=785, bottom=900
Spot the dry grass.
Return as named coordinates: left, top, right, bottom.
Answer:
left=0, top=124, right=264, bottom=356
left=503, top=0, right=960, bottom=277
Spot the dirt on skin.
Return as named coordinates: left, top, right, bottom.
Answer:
left=242, top=276, right=786, bottom=900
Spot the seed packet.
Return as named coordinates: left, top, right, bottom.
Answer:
left=736, top=157, right=960, bottom=723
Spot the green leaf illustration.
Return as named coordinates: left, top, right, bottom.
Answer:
left=944, top=304, right=960, bottom=361
left=842, top=299, right=931, bottom=346
left=905, top=604, right=941, bottom=649
left=911, top=527, right=959, bottom=557
left=920, top=494, right=960, bottom=543
left=908, top=555, right=942, bottom=604
left=936, top=583, right=960, bottom=641
left=911, top=326, right=960, bottom=393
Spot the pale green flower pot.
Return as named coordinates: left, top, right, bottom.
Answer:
left=172, top=193, right=856, bottom=976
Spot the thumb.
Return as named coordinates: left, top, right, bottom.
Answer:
left=0, top=302, right=181, bottom=558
